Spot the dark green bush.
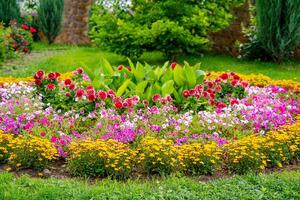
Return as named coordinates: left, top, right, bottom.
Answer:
left=242, top=0, right=300, bottom=62
left=37, top=0, right=64, bottom=44
left=90, top=0, right=245, bottom=60
left=0, top=0, right=20, bottom=26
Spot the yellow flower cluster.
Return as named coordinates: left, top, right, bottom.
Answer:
left=68, top=139, right=136, bottom=177
left=0, top=132, right=13, bottom=163
left=8, top=135, right=57, bottom=170
left=225, top=118, right=300, bottom=174
left=136, top=137, right=178, bottom=175
left=177, top=143, right=222, bottom=175
left=208, top=72, right=300, bottom=91
left=0, top=72, right=73, bottom=84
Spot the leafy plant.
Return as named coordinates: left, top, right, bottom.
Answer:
left=37, top=0, right=64, bottom=44
left=83, top=59, right=205, bottom=104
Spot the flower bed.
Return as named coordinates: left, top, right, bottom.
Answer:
left=0, top=63, right=299, bottom=178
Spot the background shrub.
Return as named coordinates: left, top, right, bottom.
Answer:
left=0, top=0, right=20, bottom=26
left=37, top=0, right=64, bottom=44
left=89, top=0, right=245, bottom=59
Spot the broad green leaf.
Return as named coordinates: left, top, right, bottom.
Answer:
left=196, top=70, right=205, bottom=84
left=133, top=62, right=145, bottom=82
left=162, top=80, right=174, bottom=96
left=145, top=85, right=153, bottom=100
left=99, top=58, right=114, bottom=76
left=184, top=66, right=197, bottom=88
left=116, top=79, right=131, bottom=97
left=135, top=81, right=148, bottom=95
left=173, top=65, right=185, bottom=86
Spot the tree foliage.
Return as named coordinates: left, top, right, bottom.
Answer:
left=37, top=0, right=64, bottom=44
left=90, top=0, right=245, bottom=60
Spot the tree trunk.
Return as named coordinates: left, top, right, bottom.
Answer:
left=55, top=0, right=93, bottom=45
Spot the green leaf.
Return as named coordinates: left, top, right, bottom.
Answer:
left=161, top=80, right=174, bottom=96
left=173, top=65, right=185, bottom=86
left=196, top=70, right=205, bottom=84
left=135, top=81, right=148, bottom=96
left=99, top=58, right=114, bottom=76
left=184, top=66, right=197, bottom=88
left=116, top=79, right=131, bottom=97
left=133, top=62, right=145, bottom=82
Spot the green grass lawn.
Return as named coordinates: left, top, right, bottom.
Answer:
left=0, top=171, right=299, bottom=199
left=1, top=42, right=300, bottom=81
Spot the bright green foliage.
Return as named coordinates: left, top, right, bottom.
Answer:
left=89, top=0, right=245, bottom=59
left=0, top=0, right=20, bottom=26
left=244, top=0, right=300, bottom=62
left=83, top=59, right=205, bottom=104
left=37, top=0, right=64, bottom=44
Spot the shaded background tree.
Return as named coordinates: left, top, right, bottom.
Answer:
left=89, top=0, right=245, bottom=60
left=0, top=0, right=20, bottom=26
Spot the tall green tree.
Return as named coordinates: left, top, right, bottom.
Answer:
left=37, top=0, right=64, bottom=44
left=90, top=0, right=245, bottom=60
left=0, top=0, right=20, bottom=26
left=256, top=0, right=300, bottom=62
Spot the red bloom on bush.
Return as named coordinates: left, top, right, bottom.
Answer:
left=216, top=102, right=226, bottom=109
left=21, top=24, right=29, bottom=30
left=188, top=89, right=196, bottom=96
left=30, top=27, right=37, bottom=33
left=215, top=85, right=222, bottom=93
left=88, top=94, right=96, bottom=101
left=76, top=68, right=83, bottom=74
left=233, top=74, right=240, bottom=80
left=35, top=70, right=44, bottom=79
left=76, top=89, right=84, bottom=98
left=231, top=79, right=238, bottom=86
left=220, top=73, right=229, bottom=80
left=182, top=90, right=190, bottom=98
left=48, top=72, right=57, bottom=80
left=230, top=99, right=239, bottom=106
left=241, top=81, right=249, bottom=88
left=118, top=65, right=124, bottom=70
left=66, top=92, right=71, bottom=97
left=64, top=79, right=72, bottom=85
left=166, top=95, right=173, bottom=102
left=114, top=101, right=123, bottom=109
left=35, top=79, right=42, bottom=86
left=152, top=94, right=161, bottom=102
left=108, top=89, right=116, bottom=98
left=207, top=81, right=213, bottom=88
left=97, top=90, right=107, bottom=100
left=46, top=84, right=56, bottom=91
left=55, top=72, right=61, bottom=78
left=69, top=84, right=75, bottom=90
left=23, top=48, right=29, bottom=53
left=170, top=62, right=177, bottom=70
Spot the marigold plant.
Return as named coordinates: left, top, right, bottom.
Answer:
left=177, top=143, right=222, bottom=175
left=136, top=137, right=178, bottom=175
left=68, top=139, right=136, bottom=178
left=0, top=131, right=13, bottom=164
left=9, top=136, right=57, bottom=170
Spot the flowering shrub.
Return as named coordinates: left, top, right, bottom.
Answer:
left=0, top=131, right=13, bottom=164
left=9, top=22, right=33, bottom=54
left=177, top=143, right=222, bottom=175
left=136, top=137, right=178, bottom=175
left=9, top=135, right=57, bottom=170
left=68, top=139, right=136, bottom=178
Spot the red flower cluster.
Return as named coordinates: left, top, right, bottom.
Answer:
left=152, top=94, right=173, bottom=104
left=182, top=72, right=249, bottom=109
left=21, top=24, right=37, bottom=33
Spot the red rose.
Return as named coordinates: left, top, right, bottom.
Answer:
left=69, top=84, right=75, bottom=90
left=114, top=101, right=123, bottom=109
left=35, top=70, right=44, bottom=79
left=241, top=81, right=249, bottom=88
left=88, top=94, right=96, bottom=101
left=76, top=89, right=84, bottom=98
left=170, top=62, right=177, bottom=70
left=76, top=68, right=83, bottom=74
left=152, top=94, right=161, bottom=102
left=207, top=82, right=213, bottom=88
left=46, top=84, right=55, bottom=91
left=86, top=86, right=95, bottom=95
left=48, top=72, right=56, bottom=80
left=108, top=89, right=116, bottom=98
left=64, top=79, right=72, bottom=85
left=182, top=90, right=190, bottom=98
left=118, top=65, right=124, bottom=70
left=35, top=79, right=42, bottom=86
left=231, top=79, right=238, bottom=86
left=21, top=24, right=29, bottom=30
left=30, top=27, right=37, bottom=33
left=220, top=73, right=229, bottom=80
left=230, top=99, right=239, bottom=106
left=215, top=85, right=222, bottom=93
left=97, top=90, right=107, bottom=100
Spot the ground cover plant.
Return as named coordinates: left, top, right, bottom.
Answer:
left=0, top=61, right=299, bottom=179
